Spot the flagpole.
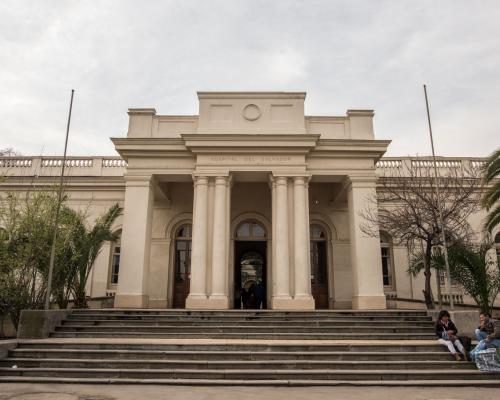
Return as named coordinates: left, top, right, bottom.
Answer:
left=423, top=84, right=454, bottom=310
left=45, top=89, right=74, bottom=310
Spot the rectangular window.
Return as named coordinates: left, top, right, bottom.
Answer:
left=381, top=247, right=392, bottom=286
left=111, top=246, right=120, bottom=284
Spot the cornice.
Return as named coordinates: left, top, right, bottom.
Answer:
left=310, top=139, right=391, bottom=160
left=181, top=134, right=320, bottom=153
left=111, top=137, right=190, bottom=160
left=197, top=91, right=306, bottom=100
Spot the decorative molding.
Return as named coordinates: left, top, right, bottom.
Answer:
left=242, top=104, right=261, bottom=121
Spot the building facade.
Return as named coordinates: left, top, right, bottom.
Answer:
left=1, top=92, right=495, bottom=310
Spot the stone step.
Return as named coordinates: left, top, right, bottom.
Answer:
left=62, top=319, right=434, bottom=326
left=9, top=349, right=452, bottom=361
left=70, top=310, right=430, bottom=318
left=16, top=342, right=447, bottom=352
left=54, top=325, right=435, bottom=334
left=49, top=331, right=436, bottom=340
left=1, top=376, right=500, bottom=387
left=66, top=315, right=433, bottom=324
left=0, top=358, right=476, bottom=370
left=1, top=367, right=497, bottom=381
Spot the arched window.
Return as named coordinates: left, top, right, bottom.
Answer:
left=172, top=224, right=192, bottom=308
left=235, top=221, right=266, bottom=240
left=380, top=232, right=394, bottom=289
left=108, top=230, right=121, bottom=287
left=310, top=223, right=328, bottom=309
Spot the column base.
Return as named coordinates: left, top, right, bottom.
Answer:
left=206, top=295, right=230, bottom=309
left=271, top=295, right=315, bottom=310
left=292, top=295, right=315, bottom=309
left=185, top=294, right=209, bottom=309
left=352, top=295, right=387, bottom=310
left=114, top=294, right=149, bottom=308
left=147, top=299, right=168, bottom=309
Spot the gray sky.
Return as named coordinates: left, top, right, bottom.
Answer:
left=1, top=0, right=499, bottom=157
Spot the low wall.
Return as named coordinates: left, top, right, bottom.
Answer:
left=87, top=296, right=114, bottom=309
left=0, top=314, right=17, bottom=338
left=17, top=310, right=71, bottom=339
left=428, top=310, right=479, bottom=338
left=0, top=340, right=17, bottom=358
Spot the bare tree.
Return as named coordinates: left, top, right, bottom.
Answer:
left=361, top=161, right=482, bottom=309
left=0, top=148, right=20, bottom=157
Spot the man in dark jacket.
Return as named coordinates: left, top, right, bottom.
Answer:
left=475, top=312, right=495, bottom=342
left=471, top=318, right=500, bottom=361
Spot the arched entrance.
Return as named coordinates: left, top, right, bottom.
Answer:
left=172, top=224, right=192, bottom=308
left=234, top=221, right=267, bottom=309
left=310, top=223, right=329, bottom=309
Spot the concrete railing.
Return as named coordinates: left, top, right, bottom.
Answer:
left=0, top=156, right=127, bottom=177
left=0, top=155, right=487, bottom=178
left=376, top=157, right=487, bottom=176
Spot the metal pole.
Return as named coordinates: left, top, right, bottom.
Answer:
left=423, top=84, right=454, bottom=310
left=45, top=89, right=74, bottom=310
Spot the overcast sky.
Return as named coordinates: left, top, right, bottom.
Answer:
left=1, top=0, right=499, bottom=158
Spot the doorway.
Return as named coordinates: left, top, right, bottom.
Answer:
left=234, top=240, right=267, bottom=309
left=310, top=224, right=329, bottom=309
left=172, top=224, right=192, bottom=308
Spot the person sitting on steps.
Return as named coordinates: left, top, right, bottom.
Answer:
left=435, top=310, right=468, bottom=361
left=475, top=312, right=494, bottom=342
left=470, top=317, right=500, bottom=362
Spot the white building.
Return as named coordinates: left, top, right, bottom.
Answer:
left=1, top=92, right=496, bottom=310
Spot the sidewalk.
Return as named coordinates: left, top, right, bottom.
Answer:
left=0, top=383, right=499, bottom=400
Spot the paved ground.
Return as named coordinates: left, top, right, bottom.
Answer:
left=0, top=384, right=499, bottom=400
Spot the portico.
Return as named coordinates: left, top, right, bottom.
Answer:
left=111, top=91, right=389, bottom=310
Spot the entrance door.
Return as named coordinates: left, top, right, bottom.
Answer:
left=310, top=224, right=329, bottom=309
left=234, top=241, right=267, bottom=309
left=172, top=224, right=192, bottom=308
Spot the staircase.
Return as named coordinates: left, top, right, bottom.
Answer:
left=1, top=309, right=499, bottom=385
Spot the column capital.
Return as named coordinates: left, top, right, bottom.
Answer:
left=293, top=175, right=311, bottom=187
left=214, top=175, right=232, bottom=187
left=347, top=175, right=378, bottom=189
left=124, top=174, right=153, bottom=188
left=271, top=175, right=289, bottom=186
left=192, top=175, right=209, bottom=187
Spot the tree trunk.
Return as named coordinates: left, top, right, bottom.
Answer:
left=423, top=240, right=435, bottom=309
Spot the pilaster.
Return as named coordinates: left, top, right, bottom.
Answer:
left=115, top=175, right=154, bottom=308
left=347, top=176, right=387, bottom=309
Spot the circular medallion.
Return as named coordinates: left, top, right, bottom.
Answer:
left=242, top=104, right=261, bottom=121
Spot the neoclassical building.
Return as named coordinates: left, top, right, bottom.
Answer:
left=1, top=92, right=495, bottom=310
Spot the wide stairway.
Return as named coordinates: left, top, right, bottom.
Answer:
left=1, top=309, right=499, bottom=385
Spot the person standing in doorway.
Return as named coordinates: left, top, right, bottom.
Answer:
left=255, top=281, right=264, bottom=309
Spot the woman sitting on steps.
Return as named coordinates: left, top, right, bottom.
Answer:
left=435, top=310, right=468, bottom=361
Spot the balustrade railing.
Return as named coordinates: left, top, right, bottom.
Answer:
left=376, top=157, right=487, bottom=176
left=0, top=156, right=127, bottom=177
left=41, top=159, right=93, bottom=167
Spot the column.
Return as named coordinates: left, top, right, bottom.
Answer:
left=293, top=176, right=315, bottom=309
left=185, top=176, right=209, bottom=308
left=208, top=175, right=230, bottom=308
left=271, top=176, right=292, bottom=308
left=347, top=177, right=387, bottom=309
left=115, top=176, right=154, bottom=308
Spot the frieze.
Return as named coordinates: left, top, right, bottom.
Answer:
left=207, top=155, right=293, bottom=164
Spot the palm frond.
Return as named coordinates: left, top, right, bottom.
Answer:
left=481, top=180, right=500, bottom=210
left=482, top=149, right=500, bottom=183
left=484, top=203, right=500, bottom=233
